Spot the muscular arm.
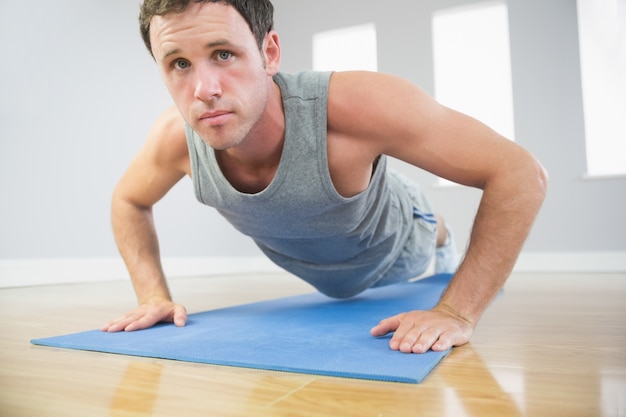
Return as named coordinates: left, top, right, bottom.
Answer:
left=327, top=72, right=548, bottom=352
left=102, top=106, right=191, bottom=332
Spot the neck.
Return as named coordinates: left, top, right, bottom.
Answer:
left=214, top=79, right=285, bottom=193
left=218, top=80, right=285, bottom=169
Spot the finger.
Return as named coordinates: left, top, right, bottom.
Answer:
left=102, top=321, right=126, bottom=333
left=123, top=321, right=143, bottom=332
left=391, top=321, right=420, bottom=352
left=432, top=330, right=469, bottom=351
left=101, top=313, right=142, bottom=333
left=101, top=316, right=125, bottom=332
left=432, top=336, right=453, bottom=352
left=370, top=315, right=402, bottom=337
left=411, top=328, right=442, bottom=354
left=124, top=311, right=162, bottom=332
left=173, top=306, right=188, bottom=327
left=100, top=321, right=115, bottom=332
left=397, top=334, right=419, bottom=353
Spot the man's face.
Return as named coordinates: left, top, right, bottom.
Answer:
left=150, top=2, right=278, bottom=150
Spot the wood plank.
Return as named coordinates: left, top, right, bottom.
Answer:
left=0, top=272, right=624, bottom=417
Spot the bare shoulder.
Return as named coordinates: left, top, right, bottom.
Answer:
left=325, top=72, right=427, bottom=196
left=327, top=71, right=438, bottom=154
left=144, top=105, right=190, bottom=176
left=327, top=71, right=531, bottom=188
left=113, top=106, right=189, bottom=207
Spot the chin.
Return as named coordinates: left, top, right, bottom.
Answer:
left=198, top=133, right=244, bottom=151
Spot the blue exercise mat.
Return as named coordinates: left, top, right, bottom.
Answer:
left=32, top=274, right=455, bottom=384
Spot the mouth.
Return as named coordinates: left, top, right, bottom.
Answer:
left=198, top=110, right=233, bottom=126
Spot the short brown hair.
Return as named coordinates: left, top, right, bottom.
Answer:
left=139, top=0, right=274, bottom=56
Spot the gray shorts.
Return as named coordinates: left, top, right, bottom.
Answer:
left=373, top=169, right=438, bottom=287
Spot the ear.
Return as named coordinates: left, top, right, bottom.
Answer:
left=263, top=31, right=281, bottom=75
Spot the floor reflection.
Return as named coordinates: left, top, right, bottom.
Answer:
left=103, top=343, right=619, bottom=416
left=439, top=345, right=524, bottom=417
left=110, top=361, right=163, bottom=417
left=235, top=344, right=527, bottom=416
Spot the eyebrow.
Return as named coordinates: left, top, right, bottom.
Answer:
left=160, top=40, right=234, bottom=63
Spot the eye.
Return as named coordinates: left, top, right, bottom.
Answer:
left=173, top=59, right=191, bottom=70
left=216, top=51, right=233, bottom=61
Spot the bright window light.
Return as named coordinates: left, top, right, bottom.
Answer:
left=432, top=1, right=515, bottom=142
left=577, top=0, right=626, bottom=176
left=313, top=23, right=378, bottom=72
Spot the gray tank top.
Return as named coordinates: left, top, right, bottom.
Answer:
left=186, top=71, right=414, bottom=298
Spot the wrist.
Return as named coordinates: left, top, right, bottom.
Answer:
left=138, top=292, right=172, bottom=306
left=433, top=301, right=477, bottom=329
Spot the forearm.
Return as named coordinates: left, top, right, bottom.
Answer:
left=437, top=157, right=547, bottom=325
left=111, top=197, right=172, bottom=305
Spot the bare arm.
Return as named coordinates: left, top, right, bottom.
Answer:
left=327, top=72, right=548, bottom=352
left=102, top=106, right=191, bottom=332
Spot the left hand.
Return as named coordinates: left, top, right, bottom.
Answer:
left=370, top=306, right=474, bottom=354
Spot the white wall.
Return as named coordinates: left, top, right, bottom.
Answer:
left=0, top=1, right=260, bottom=262
left=273, top=0, right=626, bottom=254
left=1, top=0, right=624, bottom=286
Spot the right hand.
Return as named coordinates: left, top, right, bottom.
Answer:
left=101, top=299, right=187, bottom=332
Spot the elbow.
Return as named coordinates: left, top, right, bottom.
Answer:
left=524, top=153, right=549, bottom=209
left=111, top=183, right=153, bottom=219
left=534, top=156, right=549, bottom=200
left=111, top=184, right=130, bottom=214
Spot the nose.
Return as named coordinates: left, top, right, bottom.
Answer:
left=193, top=65, right=222, bottom=102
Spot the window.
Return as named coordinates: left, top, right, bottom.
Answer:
left=312, top=23, right=378, bottom=72
left=432, top=1, right=515, bottom=186
left=432, top=1, right=515, bottom=141
left=577, top=0, right=626, bottom=177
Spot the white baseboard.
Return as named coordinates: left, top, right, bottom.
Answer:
left=514, top=251, right=626, bottom=273
left=0, top=257, right=281, bottom=289
left=1, top=252, right=624, bottom=289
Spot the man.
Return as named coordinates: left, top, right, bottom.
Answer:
left=102, top=0, right=547, bottom=355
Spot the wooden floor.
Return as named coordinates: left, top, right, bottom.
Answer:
left=1, top=271, right=624, bottom=417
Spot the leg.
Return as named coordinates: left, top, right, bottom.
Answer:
left=434, top=215, right=459, bottom=273
left=435, top=215, right=449, bottom=247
